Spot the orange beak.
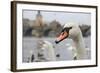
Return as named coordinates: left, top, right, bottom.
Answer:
left=55, top=31, right=69, bottom=44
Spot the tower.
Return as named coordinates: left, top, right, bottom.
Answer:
left=36, top=10, right=43, bottom=27
left=32, top=10, right=44, bottom=37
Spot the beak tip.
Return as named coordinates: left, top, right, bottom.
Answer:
left=55, top=40, right=59, bottom=44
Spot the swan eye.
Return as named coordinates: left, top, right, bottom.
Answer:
left=65, top=27, right=72, bottom=32
left=61, top=27, right=72, bottom=33
left=69, top=27, right=72, bottom=30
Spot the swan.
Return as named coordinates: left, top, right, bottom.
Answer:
left=42, top=41, right=56, bottom=61
left=37, top=40, right=56, bottom=61
left=55, top=23, right=86, bottom=60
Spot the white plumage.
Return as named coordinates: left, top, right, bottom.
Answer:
left=56, top=23, right=86, bottom=60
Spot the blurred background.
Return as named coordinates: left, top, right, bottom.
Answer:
left=22, top=10, right=91, bottom=63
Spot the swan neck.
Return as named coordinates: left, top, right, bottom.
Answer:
left=73, top=34, right=85, bottom=49
left=73, top=34, right=86, bottom=59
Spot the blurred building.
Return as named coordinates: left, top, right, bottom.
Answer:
left=31, top=11, right=44, bottom=37
left=23, top=10, right=63, bottom=37
left=23, top=10, right=46, bottom=37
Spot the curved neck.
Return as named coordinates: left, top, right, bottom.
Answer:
left=73, top=33, right=86, bottom=59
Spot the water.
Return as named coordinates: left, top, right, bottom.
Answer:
left=22, top=36, right=91, bottom=62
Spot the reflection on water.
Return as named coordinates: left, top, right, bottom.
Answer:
left=22, top=36, right=91, bottom=63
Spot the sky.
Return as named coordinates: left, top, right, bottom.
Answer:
left=23, top=10, right=91, bottom=25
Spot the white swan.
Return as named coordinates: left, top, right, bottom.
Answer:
left=37, top=40, right=56, bottom=61
left=55, top=23, right=86, bottom=60
left=42, top=41, right=56, bottom=61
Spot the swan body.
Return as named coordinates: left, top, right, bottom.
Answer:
left=42, top=41, right=56, bottom=61
left=39, top=40, right=56, bottom=61
left=55, top=23, right=86, bottom=60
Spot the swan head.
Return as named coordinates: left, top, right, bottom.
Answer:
left=55, top=23, right=81, bottom=44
